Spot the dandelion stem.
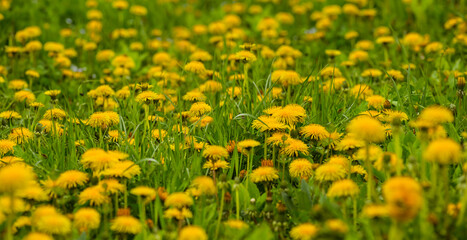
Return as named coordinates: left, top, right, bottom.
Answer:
left=215, top=188, right=225, bottom=239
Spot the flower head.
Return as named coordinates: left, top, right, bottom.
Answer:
left=423, top=138, right=462, bottom=164
left=289, top=158, right=313, bottom=180
left=56, top=170, right=89, bottom=189
left=346, top=116, right=386, bottom=143
left=327, top=179, right=360, bottom=198
left=74, top=208, right=101, bottom=232
left=290, top=223, right=319, bottom=240
left=250, top=166, right=279, bottom=183
left=110, top=216, right=142, bottom=235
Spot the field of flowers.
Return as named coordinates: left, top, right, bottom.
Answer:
left=0, top=0, right=466, bottom=239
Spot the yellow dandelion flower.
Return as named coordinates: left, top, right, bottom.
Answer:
left=0, top=110, right=21, bottom=119
left=56, top=170, right=89, bottom=189
left=419, top=105, right=454, bottom=125
left=272, top=104, right=307, bottom=125
left=184, top=61, right=206, bottom=75
left=8, top=127, right=34, bottom=144
left=110, top=216, right=142, bottom=235
left=252, top=116, right=288, bottom=132
left=35, top=213, right=71, bottom=235
left=280, top=138, right=309, bottom=157
left=250, top=166, right=279, bottom=183
left=289, top=158, right=313, bottom=180
left=99, top=160, right=141, bottom=179
left=315, top=164, right=346, bottom=182
left=266, top=132, right=290, bottom=146
left=23, top=232, right=54, bottom=240
left=81, top=148, right=119, bottom=171
left=423, top=138, right=462, bottom=164
left=78, top=186, right=109, bottom=206
left=362, top=204, right=388, bottom=218
left=14, top=90, right=36, bottom=103
left=191, top=176, right=217, bottom=195
left=290, top=223, right=319, bottom=240
left=189, top=102, right=212, bottom=117
left=87, top=111, right=120, bottom=129
left=383, top=177, right=422, bottom=222
left=203, top=160, right=230, bottom=171
left=99, top=179, right=126, bottom=194
left=178, top=225, right=208, bottom=240
left=353, top=145, right=383, bottom=162
left=300, top=124, right=330, bottom=141
left=237, top=139, right=261, bottom=150
left=327, top=179, right=360, bottom=198
left=202, top=145, right=229, bottom=160
left=130, top=186, right=156, bottom=199
left=0, top=139, right=16, bottom=155
left=183, top=90, right=207, bottom=102
left=0, top=164, right=35, bottom=193
left=74, top=208, right=100, bottom=232
left=335, top=134, right=365, bottom=151
left=347, top=116, right=386, bottom=143
left=165, top=192, right=194, bottom=208
left=325, top=219, right=348, bottom=234
left=164, top=208, right=193, bottom=220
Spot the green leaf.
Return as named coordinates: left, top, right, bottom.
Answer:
left=245, top=223, right=274, bottom=240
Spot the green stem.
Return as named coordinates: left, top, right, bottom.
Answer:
left=365, top=143, right=374, bottom=202
left=215, top=188, right=225, bottom=239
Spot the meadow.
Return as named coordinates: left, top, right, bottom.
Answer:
left=0, top=0, right=466, bottom=239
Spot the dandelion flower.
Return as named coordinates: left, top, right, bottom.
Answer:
left=191, top=176, right=217, bottom=195
left=178, top=225, right=208, bottom=240
left=189, top=102, right=212, bottom=117
left=280, top=138, right=309, bottom=157
left=272, top=104, right=307, bottom=125
left=0, top=139, right=16, bottom=155
left=56, top=170, right=89, bottom=189
left=74, top=208, right=101, bottom=232
left=327, top=179, right=360, bottom=198
left=8, top=127, right=34, bottom=144
left=266, top=132, right=290, bottom=146
left=164, top=208, right=193, bottom=220
left=0, top=164, right=35, bottom=193
left=43, top=108, right=67, bottom=120
left=346, top=116, right=386, bottom=143
left=362, top=204, right=388, bottom=218
left=78, top=186, right=109, bottom=206
left=289, top=158, right=313, bottom=180
left=252, top=116, right=288, bottom=132
left=87, top=111, right=120, bottom=129
left=99, top=160, right=141, bottom=179
left=35, top=213, right=71, bottom=235
left=0, top=110, right=21, bottom=119
left=419, top=105, right=454, bottom=125
left=23, top=232, right=54, bottom=240
left=423, top=138, right=462, bottom=164
left=250, top=166, right=279, bottom=183
left=81, top=148, right=119, bottom=171
left=225, top=219, right=249, bottom=229
left=383, top=177, right=422, bottom=222
left=203, top=160, right=230, bottom=171
left=99, top=179, right=126, bottom=194
left=202, top=145, right=229, bottom=160
left=300, top=124, right=330, bottom=141
left=290, top=223, right=319, bottom=240
left=237, top=139, right=261, bottom=151
left=130, top=186, right=157, bottom=199
left=110, top=216, right=142, bottom=235
left=165, top=192, right=194, bottom=208
left=315, top=164, right=346, bottom=182
left=366, top=95, right=386, bottom=110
